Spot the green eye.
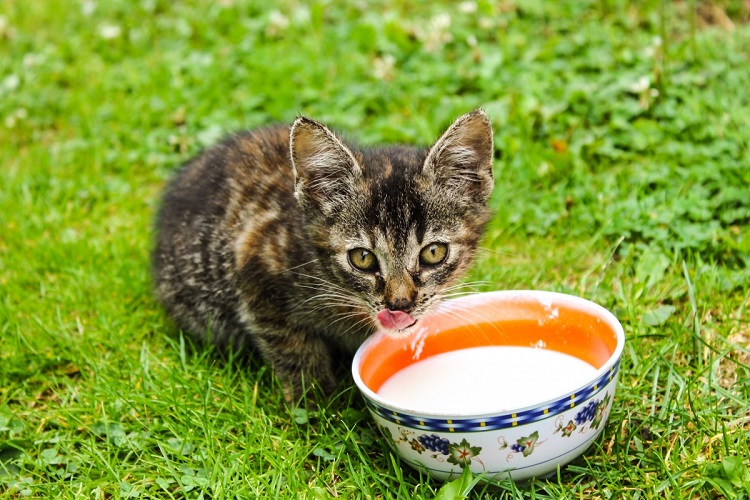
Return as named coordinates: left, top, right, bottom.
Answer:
left=348, top=248, right=379, bottom=272
left=419, top=243, right=448, bottom=266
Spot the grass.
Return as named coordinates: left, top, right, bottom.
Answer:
left=1, top=0, right=749, bottom=498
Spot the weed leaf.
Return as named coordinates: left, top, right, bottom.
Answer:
left=642, top=305, right=677, bottom=326
left=433, top=467, right=482, bottom=500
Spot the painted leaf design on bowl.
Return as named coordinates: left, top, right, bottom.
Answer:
left=511, top=430, right=539, bottom=457
left=409, top=438, right=425, bottom=453
left=447, top=438, right=482, bottom=468
left=497, top=436, right=508, bottom=450
left=590, top=392, right=611, bottom=430
left=556, top=420, right=577, bottom=437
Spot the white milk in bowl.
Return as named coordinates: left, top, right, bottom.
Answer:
left=376, top=346, right=597, bottom=414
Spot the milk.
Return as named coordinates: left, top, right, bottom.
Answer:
left=377, top=346, right=597, bottom=414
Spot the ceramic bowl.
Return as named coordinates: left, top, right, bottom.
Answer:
left=352, top=290, right=624, bottom=482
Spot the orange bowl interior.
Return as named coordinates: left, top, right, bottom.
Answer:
left=359, top=294, right=620, bottom=393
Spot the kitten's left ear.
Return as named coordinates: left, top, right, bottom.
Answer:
left=423, top=109, right=494, bottom=201
left=290, top=116, right=362, bottom=212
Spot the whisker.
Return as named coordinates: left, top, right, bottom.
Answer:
left=436, top=300, right=509, bottom=343
left=441, top=291, right=481, bottom=299
left=276, top=258, right=320, bottom=274
left=441, top=280, right=493, bottom=294
left=293, top=272, right=353, bottom=295
left=326, top=311, right=375, bottom=338
left=476, top=246, right=517, bottom=257
left=299, top=291, right=358, bottom=306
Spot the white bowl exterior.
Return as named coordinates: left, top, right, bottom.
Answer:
left=365, top=368, right=619, bottom=482
left=352, top=290, right=625, bottom=482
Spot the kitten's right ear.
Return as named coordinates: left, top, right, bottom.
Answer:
left=290, top=117, right=362, bottom=212
left=423, top=109, right=494, bottom=202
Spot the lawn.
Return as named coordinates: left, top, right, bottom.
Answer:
left=1, top=0, right=749, bottom=498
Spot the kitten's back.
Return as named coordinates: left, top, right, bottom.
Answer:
left=152, top=126, right=303, bottom=351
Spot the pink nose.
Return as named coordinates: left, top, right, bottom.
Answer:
left=377, top=309, right=416, bottom=330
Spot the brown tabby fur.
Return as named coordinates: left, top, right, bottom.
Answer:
left=152, top=110, right=494, bottom=399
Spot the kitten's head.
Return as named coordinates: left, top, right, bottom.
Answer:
left=290, top=110, right=494, bottom=337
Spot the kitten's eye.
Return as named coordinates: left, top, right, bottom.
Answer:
left=348, top=248, right=379, bottom=273
left=419, top=243, right=449, bottom=266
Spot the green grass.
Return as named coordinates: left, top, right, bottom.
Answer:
left=1, top=0, right=749, bottom=498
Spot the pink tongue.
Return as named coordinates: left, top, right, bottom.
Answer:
left=377, top=309, right=416, bottom=330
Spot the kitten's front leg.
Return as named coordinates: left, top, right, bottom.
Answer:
left=254, top=328, right=337, bottom=403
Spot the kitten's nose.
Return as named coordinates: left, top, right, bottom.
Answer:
left=384, top=277, right=417, bottom=313
left=386, top=297, right=415, bottom=313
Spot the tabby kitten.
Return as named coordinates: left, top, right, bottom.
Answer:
left=152, top=110, right=494, bottom=399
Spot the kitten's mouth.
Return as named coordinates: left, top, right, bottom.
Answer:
left=377, top=309, right=418, bottom=332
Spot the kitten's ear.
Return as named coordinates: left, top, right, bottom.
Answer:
left=290, top=116, right=362, bottom=211
left=423, top=109, right=494, bottom=201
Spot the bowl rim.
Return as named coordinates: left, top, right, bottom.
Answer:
left=351, top=290, right=625, bottom=420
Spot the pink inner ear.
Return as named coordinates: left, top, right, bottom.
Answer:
left=377, top=309, right=415, bottom=330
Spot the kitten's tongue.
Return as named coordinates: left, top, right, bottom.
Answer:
left=377, top=309, right=416, bottom=330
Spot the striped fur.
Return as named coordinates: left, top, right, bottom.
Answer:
left=152, top=110, right=494, bottom=399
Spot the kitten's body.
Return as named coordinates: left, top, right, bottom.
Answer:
left=152, top=111, right=494, bottom=397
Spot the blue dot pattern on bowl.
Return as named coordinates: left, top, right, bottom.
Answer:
left=364, top=360, right=620, bottom=433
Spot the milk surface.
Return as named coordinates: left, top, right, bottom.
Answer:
left=377, top=346, right=597, bottom=414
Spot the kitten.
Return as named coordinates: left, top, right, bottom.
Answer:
left=152, top=110, right=494, bottom=399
